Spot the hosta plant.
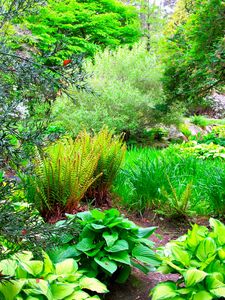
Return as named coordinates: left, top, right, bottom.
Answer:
left=174, top=142, right=225, bottom=160
left=151, top=218, right=225, bottom=300
left=0, top=251, right=108, bottom=300
left=49, top=209, right=160, bottom=283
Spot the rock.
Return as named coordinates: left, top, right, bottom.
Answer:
left=188, top=124, right=203, bottom=136
left=168, top=125, right=188, bottom=142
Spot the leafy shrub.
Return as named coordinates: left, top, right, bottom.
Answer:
left=0, top=250, right=108, bottom=299
left=51, top=43, right=166, bottom=140
left=49, top=209, right=160, bottom=283
left=151, top=218, right=225, bottom=300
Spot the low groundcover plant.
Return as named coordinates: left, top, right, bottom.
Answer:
left=0, top=250, right=108, bottom=300
left=151, top=218, right=225, bottom=300
left=49, top=208, right=160, bottom=283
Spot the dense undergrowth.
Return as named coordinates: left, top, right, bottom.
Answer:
left=114, top=145, right=225, bottom=217
left=1, top=0, right=225, bottom=299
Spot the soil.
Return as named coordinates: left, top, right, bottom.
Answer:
left=105, top=212, right=210, bottom=300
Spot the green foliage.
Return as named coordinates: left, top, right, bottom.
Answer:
left=0, top=175, right=81, bottom=259
left=175, top=142, right=225, bottom=160
left=49, top=209, right=160, bottom=283
left=87, top=128, right=126, bottom=205
left=25, top=135, right=101, bottom=220
left=51, top=42, right=167, bottom=140
left=25, top=128, right=125, bottom=219
left=151, top=218, right=225, bottom=300
left=24, top=0, right=141, bottom=63
left=113, top=146, right=225, bottom=216
left=190, top=115, right=209, bottom=128
left=163, top=0, right=225, bottom=109
left=0, top=250, right=108, bottom=299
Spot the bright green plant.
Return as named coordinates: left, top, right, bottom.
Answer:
left=179, top=124, right=192, bottom=139
left=151, top=218, right=225, bottom=300
left=49, top=209, right=160, bottom=283
left=114, top=149, right=204, bottom=215
left=190, top=115, right=209, bottom=128
left=25, top=135, right=101, bottom=221
left=87, top=128, right=126, bottom=205
left=175, top=142, right=225, bottom=160
left=51, top=43, right=168, bottom=141
left=155, top=177, right=193, bottom=218
left=0, top=250, right=108, bottom=299
left=212, top=125, right=225, bottom=138
left=24, top=0, right=141, bottom=63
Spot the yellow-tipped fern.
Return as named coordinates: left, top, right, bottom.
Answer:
left=26, top=136, right=101, bottom=220
left=88, top=127, right=126, bottom=205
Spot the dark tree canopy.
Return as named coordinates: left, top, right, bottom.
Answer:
left=162, top=0, right=225, bottom=108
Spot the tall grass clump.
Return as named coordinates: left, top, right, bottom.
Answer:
left=51, top=42, right=167, bottom=140
left=113, top=146, right=225, bottom=217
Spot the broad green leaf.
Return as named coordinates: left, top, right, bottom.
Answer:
left=0, top=259, right=17, bottom=276
left=186, top=224, right=207, bottom=250
left=218, top=247, right=225, bottom=260
left=79, top=277, right=108, bottom=293
left=76, top=211, right=92, bottom=222
left=137, top=227, right=156, bottom=238
left=196, top=238, right=217, bottom=261
left=210, top=287, right=225, bottom=297
left=0, top=280, right=24, bottom=300
left=55, top=259, right=78, bottom=275
left=43, top=252, right=54, bottom=275
left=102, top=231, right=118, bottom=247
left=105, top=240, right=129, bottom=252
left=90, top=209, right=105, bottom=220
left=51, top=283, right=75, bottom=299
left=210, top=218, right=225, bottom=245
left=151, top=282, right=178, bottom=300
left=76, top=238, right=96, bottom=252
left=183, top=268, right=207, bottom=287
left=206, top=274, right=225, bottom=290
left=109, top=251, right=131, bottom=265
left=105, top=209, right=120, bottom=218
left=171, top=245, right=190, bottom=267
left=132, top=244, right=160, bottom=266
left=192, top=291, right=213, bottom=300
left=20, top=261, right=43, bottom=276
left=13, top=251, right=33, bottom=262
left=65, top=290, right=90, bottom=300
left=94, top=257, right=117, bottom=274
left=91, top=224, right=106, bottom=230
left=48, top=245, right=80, bottom=264
left=25, top=279, right=50, bottom=297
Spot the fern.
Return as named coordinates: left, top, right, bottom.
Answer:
left=88, top=127, right=126, bottom=205
left=26, top=136, right=101, bottom=221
